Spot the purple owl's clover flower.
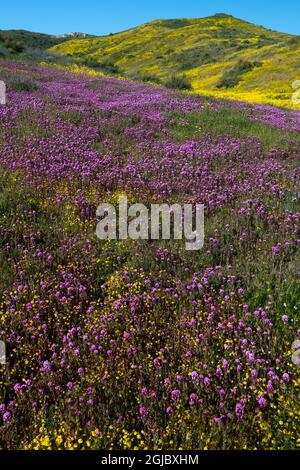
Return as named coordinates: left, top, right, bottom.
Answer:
left=139, top=406, right=148, bottom=417
left=204, top=377, right=211, bottom=388
left=66, top=381, right=73, bottom=391
left=235, top=400, right=245, bottom=421
left=258, top=395, right=267, bottom=410
left=191, top=371, right=199, bottom=382
left=40, top=360, right=51, bottom=373
left=171, top=389, right=181, bottom=403
left=267, top=381, right=274, bottom=395
left=3, top=411, right=11, bottom=423
left=123, top=332, right=131, bottom=341
left=14, top=383, right=22, bottom=394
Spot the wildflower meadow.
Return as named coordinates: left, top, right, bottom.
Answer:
left=0, top=61, right=299, bottom=450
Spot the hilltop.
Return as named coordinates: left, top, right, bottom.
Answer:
left=50, top=14, right=300, bottom=108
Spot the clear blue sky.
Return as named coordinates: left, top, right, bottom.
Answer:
left=1, top=0, right=300, bottom=36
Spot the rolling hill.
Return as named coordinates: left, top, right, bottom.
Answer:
left=50, top=13, right=300, bottom=108
left=0, top=29, right=95, bottom=58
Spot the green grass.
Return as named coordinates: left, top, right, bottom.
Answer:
left=8, top=77, right=40, bottom=92
left=169, top=108, right=300, bottom=150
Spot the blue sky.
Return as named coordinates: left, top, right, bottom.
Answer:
left=1, top=0, right=300, bottom=36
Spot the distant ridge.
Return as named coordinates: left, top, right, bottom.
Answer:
left=0, top=29, right=95, bottom=55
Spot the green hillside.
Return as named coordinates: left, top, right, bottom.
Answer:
left=0, top=30, right=95, bottom=59
left=50, top=14, right=300, bottom=108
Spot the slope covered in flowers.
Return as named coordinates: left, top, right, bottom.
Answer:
left=0, top=62, right=299, bottom=450
left=51, top=14, right=300, bottom=109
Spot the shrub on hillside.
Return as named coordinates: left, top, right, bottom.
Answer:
left=82, top=57, right=101, bottom=68
left=164, top=74, right=192, bottom=90
left=99, top=61, right=120, bottom=74
left=214, top=13, right=233, bottom=18
left=83, top=57, right=120, bottom=74
left=131, top=72, right=161, bottom=84
left=176, top=44, right=224, bottom=70
left=9, top=77, right=39, bottom=92
left=217, top=60, right=261, bottom=88
left=0, top=45, right=8, bottom=58
left=288, top=36, right=300, bottom=46
left=160, top=19, right=191, bottom=29
left=3, top=38, right=25, bottom=53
